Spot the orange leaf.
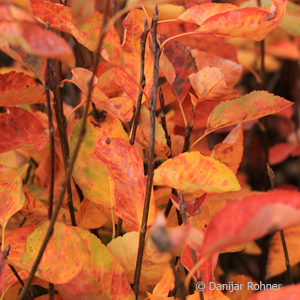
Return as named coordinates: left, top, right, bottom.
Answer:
left=0, top=71, right=45, bottom=106
left=114, top=9, right=153, bottom=102
left=205, top=91, right=293, bottom=135
left=20, top=221, right=89, bottom=284
left=0, top=164, right=26, bottom=229
left=55, top=228, right=134, bottom=299
left=0, top=21, right=74, bottom=67
left=154, top=152, right=241, bottom=194
left=65, top=68, right=134, bottom=122
left=107, top=232, right=171, bottom=291
left=136, top=105, right=170, bottom=158
left=189, top=67, right=237, bottom=102
left=211, top=124, right=244, bottom=173
left=0, top=107, right=48, bottom=153
left=70, top=117, right=125, bottom=208
left=178, top=0, right=287, bottom=41
left=266, top=225, right=300, bottom=279
left=31, top=0, right=121, bottom=62
left=201, top=189, right=300, bottom=257
left=93, top=137, right=156, bottom=229
left=77, top=198, right=108, bottom=229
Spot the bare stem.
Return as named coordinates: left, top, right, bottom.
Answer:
left=133, top=6, right=159, bottom=298
left=45, top=60, right=55, bottom=221
left=50, top=59, right=77, bottom=226
left=279, top=230, right=294, bottom=284
left=17, top=1, right=110, bottom=298
left=170, top=257, right=187, bottom=300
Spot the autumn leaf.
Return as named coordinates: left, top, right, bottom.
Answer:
left=178, top=0, right=287, bottom=41
left=30, top=0, right=121, bottom=62
left=0, top=71, right=45, bottom=106
left=266, top=225, right=300, bottom=279
left=93, top=137, right=156, bottom=229
left=201, top=189, right=300, bottom=257
left=136, top=105, right=170, bottom=158
left=211, top=124, right=244, bottom=174
left=0, top=164, right=27, bottom=230
left=160, top=36, right=197, bottom=101
left=114, top=9, right=153, bottom=102
left=154, top=152, right=241, bottom=194
left=205, top=91, right=293, bottom=135
left=20, top=221, right=89, bottom=284
left=64, top=68, right=134, bottom=122
left=268, top=142, right=294, bottom=165
left=107, top=232, right=171, bottom=291
left=246, top=284, right=300, bottom=299
left=55, top=228, right=134, bottom=299
left=0, top=107, right=48, bottom=153
left=0, top=21, right=75, bottom=67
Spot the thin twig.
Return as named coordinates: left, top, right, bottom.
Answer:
left=170, top=257, right=187, bottom=300
left=50, top=60, right=77, bottom=226
left=17, top=1, right=110, bottom=299
left=267, top=164, right=294, bottom=284
left=45, top=59, right=55, bottom=221
left=133, top=6, right=159, bottom=298
left=159, top=88, right=172, bottom=156
left=279, top=230, right=294, bottom=284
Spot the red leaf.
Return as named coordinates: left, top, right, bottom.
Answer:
left=269, top=143, right=294, bottom=165
left=247, top=284, right=300, bottom=300
left=178, top=0, right=287, bottom=41
left=0, top=107, right=48, bottom=153
left=93, top=137, right=156, bottom=229
left=201, top=189, right=300, bottom=257
left=160, top=36, right=197, bottom=101
left=0, top=165, right=26, bottom=229
left=0, top=21, right=75, bottom=67
left=0, top=71, right=45, bottom=106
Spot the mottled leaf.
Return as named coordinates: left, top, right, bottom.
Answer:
left=205, top=91, right=293, bottom=135
left=211, top=124, right=244, bottom=173
left=160, top=35, right=197, bottom=101
left=154, top=152, right=241, bottom=194
left=55, top=228, right=134, bottom=300
left=178, top=0, right=287, bottom=41
left=70, top=117, right=125, bottom=208
left=65, top=68, right=134, bottom=122
left=21, top=221, right=89, bottom=284
left=31, top=0, right=120, bottom=62
left=0, top=107, right=48, bottom=153
left=114, top=9, right=153, bottom=102
left=93, top=137, right=156, bottom=229
left=202, top=189, right=300, bottom=257
left=0, top=164, right=26, bottom=229
left=0, top=71, right=45, bottom=106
